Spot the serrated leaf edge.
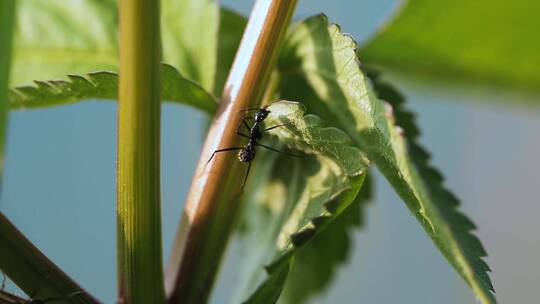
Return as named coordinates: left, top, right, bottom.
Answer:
left=8, top=63, right=218, bottom=113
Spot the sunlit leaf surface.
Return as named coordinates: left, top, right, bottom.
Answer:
left=277, top=15, right=495, bottom=303
left=12, top=0, right=118, bottom=86
left=236, top=101, right=368, bottom=303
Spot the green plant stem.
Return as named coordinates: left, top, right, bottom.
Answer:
left=0, top=0, right=15, bottom=185
left=0, top=213, right=99, bottom=303
left=117, top=0, right=164, bottom=303
left=165, top=1, right=297, bottom=303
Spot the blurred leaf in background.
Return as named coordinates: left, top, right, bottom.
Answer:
left=360, top=0, right=540, bottom=92
left=162, top=0, right=218, bottom=92
left=12, top=0, right=118, bottom=86
left=214, top=8, right=246, bottom=96
left=0, top=0, right=15, bottom=181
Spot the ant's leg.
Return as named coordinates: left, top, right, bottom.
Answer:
left=207, top=147, right=243, bottom=164
left=235, top=118, right=252, bottom=135
left=236, top=131, right=250, bottom=139
left=263, top=124, right=285, bottom=132
left=242, top=162, right=252, bottom=192
left=235, top=125, right=250, bottom=139
left=242, top=118, right=252, bottom=132
left=235, top=118, right=252, bottom=136
left=256, top=144, right=301, bottom=157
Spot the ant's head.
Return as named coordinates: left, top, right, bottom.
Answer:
left=254, top=108, right=270, bottom=122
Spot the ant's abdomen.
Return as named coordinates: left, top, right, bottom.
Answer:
left=238, top=148, right=255, bottom=162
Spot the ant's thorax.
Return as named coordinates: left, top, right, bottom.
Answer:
left=249, top=123, right=263, bottom=140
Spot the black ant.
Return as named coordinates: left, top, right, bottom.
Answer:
left=207, top=105, right=298, bottom=190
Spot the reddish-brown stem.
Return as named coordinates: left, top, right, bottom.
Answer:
left=165, top=1, right=298, bottom=303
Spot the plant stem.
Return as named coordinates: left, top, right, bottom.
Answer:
left=117, top=0, right=164, bottom=303
left=165, top=1, right=297, bottom=303
left=0, top=214, right=99, bottom=303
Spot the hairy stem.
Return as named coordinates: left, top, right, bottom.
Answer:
left=116, top=0, right=164, bottom=303
left=165, top=1, right=298, bottom=303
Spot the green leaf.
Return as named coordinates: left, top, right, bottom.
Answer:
left=242, top=261, right=292, bottom=304
left=10, top=0, right=239, bottom=112
left=277, top=15, right=495, bottom=303
left=8, top=64, right=217, bottom=114
left=0, top=0, right=15, bottom=179
left=265, top=101, right=369, bottom=177
left=360, top=0, right=540, bottom=91
left=247, top=173, right=366, bottom=304
left=235, top=101, right=368, bottom=303
left=162, top=0, right=218, bottom=92
left=12, top=0, right=226, bottom=95
left=369, top=69, right=496, bottom=301
left=214, top=8, right=247, bottom=96
left=12, top=0, right=118, bottom=86
left=281, top=175, right=372, bottom=304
